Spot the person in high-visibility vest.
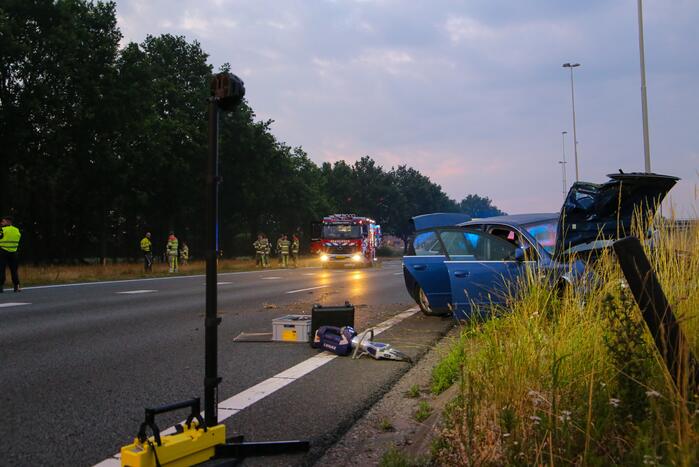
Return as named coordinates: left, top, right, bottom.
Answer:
left=0, top=215, right=22, bottom=292
left=279, top=234, right=291, bottom=268
left=253, top=234, right=269, bottom=268
left=180, top=242, right=189, bottom=266
left=291, top=234, right=300, bottom=268
left=166, top=231, right=179, bottom=273
left=140, top=232, right=153, bottom=272
left=263, top=234, right=271, bottom=267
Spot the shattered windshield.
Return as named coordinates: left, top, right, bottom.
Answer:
left=525, top=221, right=557, bottom=255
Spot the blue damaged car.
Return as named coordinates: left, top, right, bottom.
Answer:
left=402, top=172, right=679, bottom=319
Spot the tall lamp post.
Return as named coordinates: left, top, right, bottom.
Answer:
left=637, top=0, right=651, bottom=172
left=562, top=62, right=580, bottom=182
left=559, top=130, right=568, bottom=194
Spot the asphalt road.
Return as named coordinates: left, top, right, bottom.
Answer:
left=1, top=260, right=454, bottom=466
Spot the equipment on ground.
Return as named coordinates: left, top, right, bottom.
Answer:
left=119, top=71, right=308, bottom=467
left=272, top=314, right=312, bottom=342
left=121, top=398, right=225, bottom=467
left=310, top=214, right=381, bottom=267
left=310, top=302, right=355, bottom=342
left=351, top=328, right=412, bottom=363
left=312, top=325, right=412, bottom=363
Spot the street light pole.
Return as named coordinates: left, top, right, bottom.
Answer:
left=559, top=130, right=568, bottom=194
left=637, top=0, right=652, bottom=172
left=562, top=62, right=580, bottom=182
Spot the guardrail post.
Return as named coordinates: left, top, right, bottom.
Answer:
left=613, top=236, right=698, bottom=390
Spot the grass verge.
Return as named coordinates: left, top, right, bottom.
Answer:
left=432, top=216, right=699, bottom=465
left=15, top=257, right=321, bottom=287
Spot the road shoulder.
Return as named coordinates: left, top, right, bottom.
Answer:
left=317, top=325, right=461, bottom=466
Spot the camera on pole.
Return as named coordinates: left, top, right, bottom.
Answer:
left=120, top=71, right=308, bottom=466
left=211, top=72, right=245, bottom=111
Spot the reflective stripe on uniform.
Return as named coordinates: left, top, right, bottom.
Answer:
left=0, top=226, right=21, bottom=252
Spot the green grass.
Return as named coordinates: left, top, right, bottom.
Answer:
left=406, top=384, right=421, bottom=398
left=432, top=213, right=699, bottom=466
left=430, top=335, right=465, bottom=394
left=414, top=400, right=432, bottom=423
left=379, top=418, right=394, bottom=432
left=379, top=446, right=429, bottom=467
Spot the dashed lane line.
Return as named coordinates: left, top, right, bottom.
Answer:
left=261, top=276, right=282, bottom=280
left=0, top=302, right=30, bottom=308
left=115, top=290, right=157, bottom=295
left=285, top=285, right=328, bottom=294
left=16, top=267, right=322, bottom=291
left=94, top=306, right=420, bottom=467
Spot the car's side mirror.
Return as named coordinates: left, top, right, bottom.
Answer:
left=514, top=247, right=526, bottom=262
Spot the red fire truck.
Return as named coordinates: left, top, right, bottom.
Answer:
left=310, top=214, right=382, bottom=267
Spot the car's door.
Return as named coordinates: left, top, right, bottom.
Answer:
left=440, top=229, right=529, bottom=319
left=403, top=230, right=451, bottom=309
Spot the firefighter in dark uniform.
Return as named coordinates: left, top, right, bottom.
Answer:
left=0, top=215, right=21, bottom=292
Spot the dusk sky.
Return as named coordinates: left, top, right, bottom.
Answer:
left=113, top=0, right=698, bottom=216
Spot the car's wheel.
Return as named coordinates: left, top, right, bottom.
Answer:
left=416, top=286, right=447, bottom=316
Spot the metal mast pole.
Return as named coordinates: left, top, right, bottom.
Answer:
left=637, top=0, right=652, bottom=172
left=204, top=96, right=221, bottom=427
left=568, top=66, right=579, bottom=182
left=560, top=130, right=568, bottom=194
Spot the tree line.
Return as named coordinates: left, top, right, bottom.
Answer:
left=0, top=0, right=504, bottom=262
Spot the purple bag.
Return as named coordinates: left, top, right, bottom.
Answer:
left=313, top=326, right=357, bottom=356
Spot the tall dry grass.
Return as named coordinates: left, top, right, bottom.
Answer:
left=434, top=216, right=698, bottom=465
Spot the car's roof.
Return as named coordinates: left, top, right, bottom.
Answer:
left=460, top=212, right=559, bottom=227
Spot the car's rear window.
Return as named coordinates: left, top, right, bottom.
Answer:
left=524, top=220, right=557, bottom=254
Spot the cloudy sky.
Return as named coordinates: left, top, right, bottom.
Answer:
left=113, top=0, right=698, bottom=216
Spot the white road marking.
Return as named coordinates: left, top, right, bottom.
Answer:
left=302, top=273, right=316, bottom=276
left=94, top=306, right=420, bottom=467
left=18, top=267, right=322, bottom=291
left=93, top=458, right=121, bottom=467
left=116, top=290, right=157, bottom=295
left=215, top=306, right=418, bottom=418
left=285, top=285, right=328, bottom=294
left=261, top=276, right=281, bottom=280
left=0, top=302, right=30, bottom=308
left=393, top=272, right=402, bottom=275
left=217, top=281, right=232, bottom=285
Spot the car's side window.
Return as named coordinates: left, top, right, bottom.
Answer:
left=487, top=225, right=538, bottom=260
left=413, top=231, right=443, bottom=256
left=439, top=230, right=517, bottom=261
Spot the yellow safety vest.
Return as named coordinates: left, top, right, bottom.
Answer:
left=140, top=237, right=152, bottom=252
left=0, top=225, right=21, bottom=253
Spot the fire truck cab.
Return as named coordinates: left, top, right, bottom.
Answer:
left=310, top=214, right=382, bottom=268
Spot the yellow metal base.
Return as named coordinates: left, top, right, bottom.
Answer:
left=121, top=424, right=225, bottom=467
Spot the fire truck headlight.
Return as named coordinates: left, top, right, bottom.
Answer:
left=320, top=254, right=329, bottom=262
left=352, top=254, right=362, bottom=262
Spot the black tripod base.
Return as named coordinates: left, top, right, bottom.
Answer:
left=206, top=435, right=309, bottom=465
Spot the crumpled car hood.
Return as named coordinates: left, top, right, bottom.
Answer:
left=554, top=172, right=679, bottom=256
